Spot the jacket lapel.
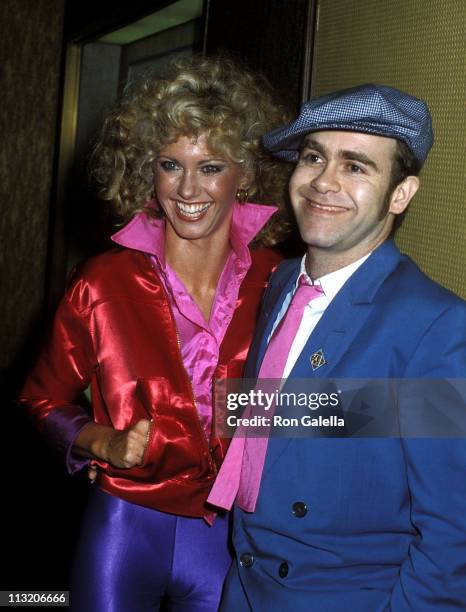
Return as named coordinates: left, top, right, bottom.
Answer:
left=262, top=241, right=403, bottom=476
left=289, top=295, right=373, bottom=379
left=290, top=240, right=403, bottom=379
left=245, top=261, right=301, bottom=378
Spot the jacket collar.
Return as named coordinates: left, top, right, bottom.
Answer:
left=271, top=240, right=403, bottom=304
left=111, top=200, right=277, bottom=267
left=345, top=239, right=403, bottom=304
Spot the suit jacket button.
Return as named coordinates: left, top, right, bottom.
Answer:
left=292, top=501, right=308, bottom=518
left=240, top=553, right=254, bottom=568
left=279, top=562, right=289, bottom=578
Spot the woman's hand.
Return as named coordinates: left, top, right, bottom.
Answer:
left=73, top=419, right=152, bottom=482
left=103, top=419, right=152, bottom=468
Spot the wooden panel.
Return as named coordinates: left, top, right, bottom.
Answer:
left=0, top=0, right=65, bottom=371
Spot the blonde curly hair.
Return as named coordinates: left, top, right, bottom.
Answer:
left=90, top=54, right=292, bottom=246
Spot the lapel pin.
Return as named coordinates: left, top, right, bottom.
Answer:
left=310, top=349, right=326, bottom=371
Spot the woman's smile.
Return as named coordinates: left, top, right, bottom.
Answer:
left=174, top=200, right=214, bottom=221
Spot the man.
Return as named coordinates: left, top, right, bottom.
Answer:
left=209, top=85, right=466, bottom=610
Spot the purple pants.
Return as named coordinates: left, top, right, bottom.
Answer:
left=70, top=488, right=232, bottom=611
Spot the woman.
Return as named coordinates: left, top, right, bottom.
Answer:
left=19, top=56, right=290, bottom=611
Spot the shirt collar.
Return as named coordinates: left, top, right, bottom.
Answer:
left=111, top=200, right=278, bottom=267
left=297, top=252, right=372, bottom=303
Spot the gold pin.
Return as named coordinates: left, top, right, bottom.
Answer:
left=310, top=349, right=326, bottom=371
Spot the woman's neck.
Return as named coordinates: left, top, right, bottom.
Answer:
left=164, top=226, right=231, bottom=320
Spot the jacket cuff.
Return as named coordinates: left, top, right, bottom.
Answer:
left=42, top=407, right=92, bottom=474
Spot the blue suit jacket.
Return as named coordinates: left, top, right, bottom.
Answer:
left=222, top=240, right=466, bottom=611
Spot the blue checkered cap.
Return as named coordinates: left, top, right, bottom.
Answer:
left=263, top=84, right=434, bottom=166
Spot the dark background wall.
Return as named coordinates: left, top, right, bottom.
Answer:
left=205, top=0, right=312, bottom=109
left=0, top=0, right=70, bottom=591
left=64, top=0, right=176, bottom=40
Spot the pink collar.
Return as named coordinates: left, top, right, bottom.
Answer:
left=111, top=201, right=277, bottom=266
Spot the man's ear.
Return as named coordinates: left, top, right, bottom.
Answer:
left=388, top=176, right=420, bottom=215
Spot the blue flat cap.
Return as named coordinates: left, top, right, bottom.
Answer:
left=263, top=84, right=434, bottom=166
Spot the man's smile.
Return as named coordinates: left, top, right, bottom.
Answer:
left=304, top=198, right=352, bottom=213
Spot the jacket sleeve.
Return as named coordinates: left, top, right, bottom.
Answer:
left=388, top=303, right=466, bottom=610
left=18, top=285, right=97, bottom=474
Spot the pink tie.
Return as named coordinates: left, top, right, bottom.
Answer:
left=207, top=276, right=324, bottom=513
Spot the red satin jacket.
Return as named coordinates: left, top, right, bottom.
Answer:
left=20, top=246, right=281, bottom=517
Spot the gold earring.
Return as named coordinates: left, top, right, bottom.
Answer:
left=236, top=188, right=248, bottom=204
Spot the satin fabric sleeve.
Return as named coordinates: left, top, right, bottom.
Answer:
left=19, top=282, right=97, bottom=474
